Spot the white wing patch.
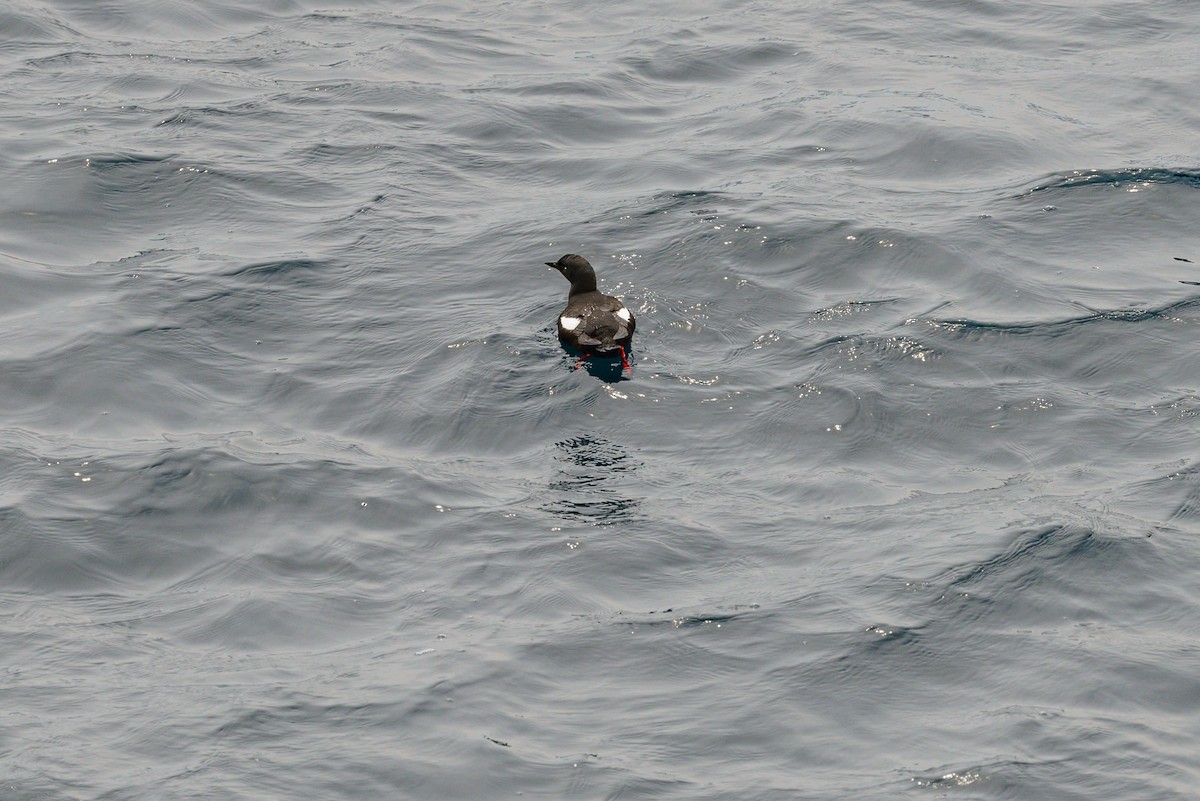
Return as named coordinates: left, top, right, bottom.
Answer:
left=616, top=307, right=632, bottom=322
left=559, top=316, right=583, bottom=331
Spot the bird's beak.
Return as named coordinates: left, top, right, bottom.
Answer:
left=545, top=262, right=557, bottom=268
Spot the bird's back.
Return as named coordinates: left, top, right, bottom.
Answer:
left=559, top=291, right=635, bottom=352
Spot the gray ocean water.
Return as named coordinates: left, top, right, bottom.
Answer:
left=3, top=1, right=1200, bottom=798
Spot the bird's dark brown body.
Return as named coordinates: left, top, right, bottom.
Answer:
left=546, top=254, right=635, bottom=356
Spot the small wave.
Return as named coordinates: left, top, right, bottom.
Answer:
left=1022, top=167, right=1200, bottom=197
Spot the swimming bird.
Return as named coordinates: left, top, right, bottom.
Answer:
left=546, top=254, right=635, bottom=370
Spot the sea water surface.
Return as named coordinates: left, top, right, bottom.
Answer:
left=3, top=1, right=1200, bottom=798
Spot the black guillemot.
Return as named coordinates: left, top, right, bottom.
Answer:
left=546, top=254, right=635, bottom=370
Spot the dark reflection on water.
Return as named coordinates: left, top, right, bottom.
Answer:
left=576, top=353, right=632, bottom=382
left=543, top=435, right=642, bottom=527
left=554, top=340, right=635, bottom=382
